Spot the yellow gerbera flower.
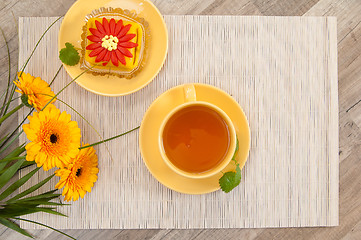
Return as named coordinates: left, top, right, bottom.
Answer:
left=14, top=72, right=55, bottom=111
left=55, top=145, right=99, bottom=201
left=23, top=105, right=81, bottom=171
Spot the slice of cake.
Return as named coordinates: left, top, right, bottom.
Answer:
left=80, top=7, right=149, bottom=78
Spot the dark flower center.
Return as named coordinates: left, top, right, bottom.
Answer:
left=50, top=134, right=58, bottom=144
left=76, top=168, right=82, bottom=177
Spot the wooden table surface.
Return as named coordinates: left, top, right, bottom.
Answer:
left=0, top=0, right=360, bottom=239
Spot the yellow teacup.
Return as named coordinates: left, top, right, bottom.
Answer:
left=158, top=84, right=237, bottom=179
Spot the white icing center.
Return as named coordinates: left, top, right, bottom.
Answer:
left=101, top=35, right=119, bottom=51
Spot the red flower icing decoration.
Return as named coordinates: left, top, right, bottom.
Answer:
left=86, top=18, right=138, bottom=66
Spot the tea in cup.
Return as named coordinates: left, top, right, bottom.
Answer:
left=159, top=84, right=237, bottom=179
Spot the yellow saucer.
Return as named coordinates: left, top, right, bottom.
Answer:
left=139, top=84, right=250, bottom=194
left=58, top=0, right=168, bottom=96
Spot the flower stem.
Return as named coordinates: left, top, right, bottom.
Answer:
left=0, top=104, right=23, bottom=125
left=79, top=126, right=140, bottom=149
left=0, top=110, right=32, bottom=152
left=0, top=131, right=23, bottom=154
left=18, top=16, right=63, bottom=78
left=0, top=97, right=21, bottom=112
left=49, top=65, right=63, bottom=87
left=13, top=217, right=76, bottom=240
left=41, top=66, right=94, bottom=111
left=0, top=28, right=11, bottom=118
left=1, top=84, right=16, bottom=121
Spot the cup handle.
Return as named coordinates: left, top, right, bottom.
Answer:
left=183, top=84, right=196, bottom=102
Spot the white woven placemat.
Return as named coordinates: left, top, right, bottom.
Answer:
left=18, top=16, right=338, bottom=229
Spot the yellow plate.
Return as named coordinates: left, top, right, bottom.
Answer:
left=58, top=0, right=168, bottom=96
left=139, top=84, right=251, bottom=194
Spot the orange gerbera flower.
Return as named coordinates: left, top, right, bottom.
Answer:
left=55, top=145, right=99, bottom=201
left=14, top=72, right=55, bottom=111
left=23, top=105, right=81, bottom=171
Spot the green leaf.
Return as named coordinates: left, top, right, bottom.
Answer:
left=219, top=164, right=242, bottom=193
left=7, top=174, right=54, bottom=202
left=0, top=162, right=7, bottom=174
left=0, top=134, right=9, bottom=146
left=1, top=145, right=26, bottom=161
left=0, top=145, right=26, bottom=172
left=0, top=206, right=65, bottom=218
left=235, top=164, right=241, bottom=181
left=14, top=217, right=76, bottom=240
left=0, top=104, right=24, bottom=125
left=11, top=190, right=59, bottom=203
left=0, top=205, right=66, bottom=218
left=36, top=207, right=67, bottom=217
left=0, top=217, right=33, bottom=238
left=0, top=200, right=65, bottom=218
left=0, top=158, right=25, bottom=190
left=0, top=204, right=41, bottom=218
left=19, top=201, right=69, bottom=206
left=0, top=156, right=26, bottom=163
left=19, top=160, right=36, bottom=170
left=0, top=167, right=39, bottom=201
left=59, top=42, right=80, bottom=66
left=0, top=131, right=25, bottom=155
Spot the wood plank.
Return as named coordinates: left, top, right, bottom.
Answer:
left=252, top=0, right=319, bottom=16
left=152, top=0, right=216, bottom=15
left=200, top=0, right=262, bottom=15
left=151, top=230, right=203, bottom=240
left=1, top=0, right=361, bottom=239
left=342, top=219, right=361, bottom=240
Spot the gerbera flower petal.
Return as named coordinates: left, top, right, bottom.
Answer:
left=38, top=109, right=47, bottom=122
left=103, top=51, right=111, bottom=63
left=95, top=48, right=107, bottom=62
left=115, top=50, right=126, bottom=65
left=23, top=106, right=81, bottom=171
left=58, top=111, right=71, bottom=122
left=111, top=52, right=119, bottom=66
left=118, top=47, right=133, bottom=58
left=23, top=124, right=37, bottom=141
left=117, top=24, right=131, bottom=38
left=118, top=42, right=138, bottom=48
left=79, top=189, right=86, bottom=199
left=35, top=152, right=47, bottom=165
left=114, top=19, right=123, bottom=36
left=109, top=18, right=116, bottom=35
left=89, top=28, right=103, bottom=38
left=89, top=47, right=104, bottom=57
left=102, top=18, right=110, bottom=34
left=55, top=178, right=67, bottom=189
left=118, top=34, right=136, bottom=43
left=86, top=42, right=102, bottom=50
left=26, top=142, right=41, bottom=153
left=87, top=35, right=101, bottom=43
left=55, top=145, right=99, bottom=202
left=95, top=20, right=106, bottom=34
